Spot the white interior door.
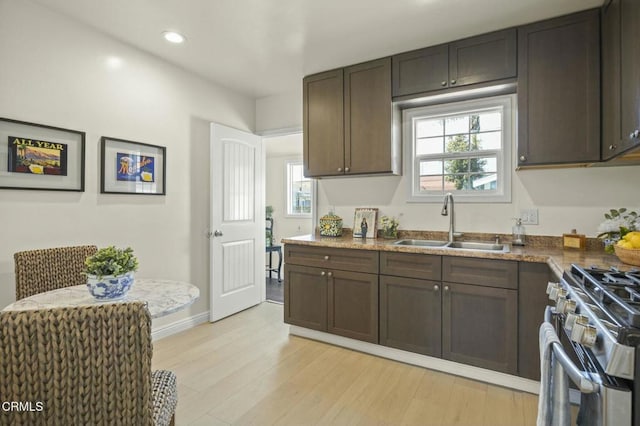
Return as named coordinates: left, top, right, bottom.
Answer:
left=210, top=123, right=264, bottom=322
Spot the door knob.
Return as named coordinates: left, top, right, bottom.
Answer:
left=213, top=230, right=223, bottom=237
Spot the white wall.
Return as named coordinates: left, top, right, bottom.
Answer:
left=256, top=90, right=302, bottom=134
left=264, top=134, right=313, bottom=244
left=0, top=0, right=255, bottom=324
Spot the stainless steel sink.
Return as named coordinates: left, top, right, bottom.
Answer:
left=393, top=239, right=449, bottom=247
left=446, top=241, right=510, bottom=252
left=393, top=239, right=510, bottom=252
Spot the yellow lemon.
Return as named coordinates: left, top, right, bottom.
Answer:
left=618, top=241, right=633, bottom=249
left=629, top=235, right=640, bottom=249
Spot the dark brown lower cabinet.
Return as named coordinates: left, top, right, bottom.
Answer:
left=284, top=264, right=327, bottom=331
left=380, top=275, right=442, bottom=356
left=284, top=263, right=378, bottom=343
left=442, top=282, right=518, bottom=374
left=328, top=270, right=379, bottom=343
left=518, top=262, right=554, bottom=380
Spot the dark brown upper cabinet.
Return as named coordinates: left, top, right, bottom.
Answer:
left=517, top=9, right=601, bottom=167
left=303, top=58, right=400, bottom=178
left=602, top=0, right=640, bottom=160
left=392, top=28, right=516, bottom=98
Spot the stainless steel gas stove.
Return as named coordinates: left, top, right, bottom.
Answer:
left=542, top=264, right=640, bottom=426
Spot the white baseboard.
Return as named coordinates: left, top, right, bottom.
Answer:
left=289, top=325, right=540, bottom=395
left=152, top=311, right=210, bottom=341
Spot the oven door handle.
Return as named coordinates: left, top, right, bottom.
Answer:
left=544, top=306, right=600, bottom=394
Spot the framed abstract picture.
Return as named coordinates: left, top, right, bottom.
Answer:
left=353, top=208, right=378, bottom=239
left=0, top=117, right=85, bottom=191
left=100, top=136, right=166, bottom=195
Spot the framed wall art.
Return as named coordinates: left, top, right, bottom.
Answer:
left=353, top=208, right=378, bottom=239
left=100, top=136, right=166, bottom=195
left=0, top=117, right=85, bottom=191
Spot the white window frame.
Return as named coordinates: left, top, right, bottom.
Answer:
left=285, top=159, right=314, bottom=218
left=403, top=94, right=514, bottom=203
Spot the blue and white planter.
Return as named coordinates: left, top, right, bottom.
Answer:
left=86, top=272, right=134, bottom=300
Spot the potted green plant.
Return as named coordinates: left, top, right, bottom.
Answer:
left=265, top=205, right=274, bottom=219
left=84, top=246, right=139, bottom=300
left=379, top=215, right=399, bottom=239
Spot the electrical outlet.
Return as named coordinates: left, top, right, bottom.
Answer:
left=520, top=208, right=539, bottom=225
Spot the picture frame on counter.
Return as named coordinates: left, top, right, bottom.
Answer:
left=353, top=208, right=378, bottom=239
left=100, top=136, right=166, bottom=195
left=0, top=117, right=85, bottom=191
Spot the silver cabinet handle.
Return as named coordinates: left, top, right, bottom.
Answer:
left=321, top=271, right=326, bottom=276
left=327, top=271, right=333, bottom=277
left=433, top=284, right=439, bottom=291
left=323, top=255, right=329, bottom=261
left=345, top=167, right=350, bottom=172
left=631, top=130, right=640, bottom=139
left=609, top=144, right=617, bottom=151
left=444, top=285, right=449, bottom=292
left=441, top=81, right=447, bottom=86
left=337, top=167, right=343, bottom=172
left=450, top=79, right=457, bottom=85
left=213, top=230, right=223, bottom=237
left=519, top=155, right=526, bottom=162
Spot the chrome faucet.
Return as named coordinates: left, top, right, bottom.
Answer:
left=441, top=192, right=457, bottom=243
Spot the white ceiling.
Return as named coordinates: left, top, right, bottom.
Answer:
left=33, top=0, right=603, bottom=99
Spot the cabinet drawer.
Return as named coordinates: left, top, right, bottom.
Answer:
left=380, top=252, right=442, bottom=280
left=443, top=256, right=517, bottom=289
left=284, top=244, right=378, bottom=274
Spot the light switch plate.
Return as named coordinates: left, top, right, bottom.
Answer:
left=520, top=208, right=539, bottom=225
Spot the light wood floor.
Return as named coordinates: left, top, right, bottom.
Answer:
left=152, top=302, right=540, bottom=425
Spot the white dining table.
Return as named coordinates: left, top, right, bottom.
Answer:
left=2, top=279, right=200, bottom=318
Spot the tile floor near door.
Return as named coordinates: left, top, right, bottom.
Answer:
left=152, top=303, right=540, bottom=425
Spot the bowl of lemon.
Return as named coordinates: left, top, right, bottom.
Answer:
left=614, top=231, right=640, bottom=267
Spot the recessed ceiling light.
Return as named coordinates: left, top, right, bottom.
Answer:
left=162, top=31, right=186, bottom=44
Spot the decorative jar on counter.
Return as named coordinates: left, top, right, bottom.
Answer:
left=319, top=212, right=343, bottom=237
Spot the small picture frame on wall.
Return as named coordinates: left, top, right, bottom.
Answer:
left=0, top=117, right=85, bottom=191
left=353, top=208, right=378, bottom=239
left=100, top=136, right=166, bottom=195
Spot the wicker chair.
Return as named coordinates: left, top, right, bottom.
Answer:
left=14, top=245, right=98, bottom=300
left=0, top=302, right=177, bottom=425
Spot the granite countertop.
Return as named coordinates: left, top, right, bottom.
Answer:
left=281, top=233, right=632, bottom=279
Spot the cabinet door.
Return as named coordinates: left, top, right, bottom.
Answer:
left=392, top=44, right=449, bottom=97
left=443, top=256, right=517, bottom=289
left=442, top=282, right=517, bottom=374
left=518, top=262, right=554, bottom=380
left=449, top=28, right=516, bottom=87
left=303, top=69, right=345, bottom=177
left=344, top=58, right=395, bottom=175
left=380, top=252, right=441, bottom=280
left=602, top=0, right=623, bottom=160
left=284, top=244, right=379, bottom=274
left=284, top=264, right=327, bottom=331
left=517, top=9, right=600, bottom=166
left=620, top=0, right=640, bottom=152
left=327, top=270, right=378, bottom=343
left=380, top=275, right=442, bottom=356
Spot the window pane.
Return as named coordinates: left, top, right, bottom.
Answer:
left=444, top=174, right=470, bottom=190
left=419, top=175, right=443, bottom=191
left=445, top=116, right=468, bottom=135
left=445, top=135, right=469, bottom=153
left=476, top=157, right=497, bottom=173
left=416, top=136, right=444, bottom=155
left=475, top=131, right=501, bottom=150
left=471, top=173, right=497, bottom=190
left=444, top=158, right=469, bottom=174
left=470, top=115, right=480, bottom=133
left=288, top=162, right=311, bottom=215
left=419, top=160, right=443, bottom=175
left=476, top=111, right=501, bottom=132
left=416, top=119, right=443, bottom=138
